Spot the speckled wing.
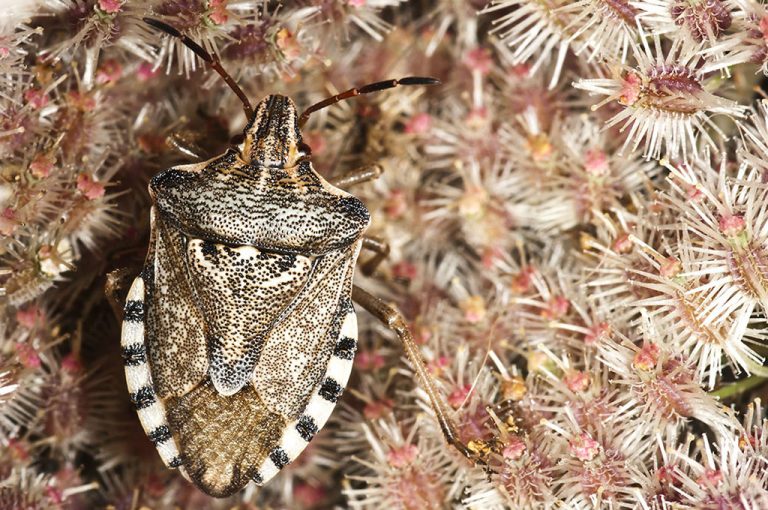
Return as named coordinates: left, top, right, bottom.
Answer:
left=163, top=242, right=361, bottom=496
left=249, top=242, right=360, bottom=486
left=252, top=243, right=358, bottom=419
left=145, top=208, right=209, bottom=399
left=184, top=239, right=315, bottom=395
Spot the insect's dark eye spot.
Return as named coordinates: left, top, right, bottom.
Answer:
left=151, top=168, right=197, bottom=191
left=297, top=142, right=312, bottom=156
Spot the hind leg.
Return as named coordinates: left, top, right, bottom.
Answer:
left=351, top=285, right=480, bottom=463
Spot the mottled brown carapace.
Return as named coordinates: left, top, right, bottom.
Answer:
left=122, top=18, right=444, bottom=498
left=122, top=93, right=367, bottom=497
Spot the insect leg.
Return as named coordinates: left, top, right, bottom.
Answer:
left=105, top=267, right=134, bottom=321
left=359, top=236, right=389, bottom=276
left=351, top=285, right=478, bottom=462
left=166, top=132, right=203, bottom=160
left=329, top=163, right=383, bottom=189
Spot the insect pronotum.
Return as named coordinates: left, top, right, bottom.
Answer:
left=119, top=18, right=475, bottom=497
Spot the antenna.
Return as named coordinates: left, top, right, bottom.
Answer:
left=143, top=18, right=254, bottom=119
left=298, top=77, right=440, bottom=128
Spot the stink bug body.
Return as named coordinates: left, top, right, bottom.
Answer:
left=120, top=18, right=474, bottom=498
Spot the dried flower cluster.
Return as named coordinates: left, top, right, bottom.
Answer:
left=2, top=0, right=768, bottom=508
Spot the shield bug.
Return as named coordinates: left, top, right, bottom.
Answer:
left=120, top=18, right=475, bottom=497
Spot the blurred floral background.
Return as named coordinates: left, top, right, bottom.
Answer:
left=3, top=0, right=768, bottom=508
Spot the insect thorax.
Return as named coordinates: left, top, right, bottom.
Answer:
left=149, top=95, right=370, bottom=256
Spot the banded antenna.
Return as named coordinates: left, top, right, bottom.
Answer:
left=143, top=17, right=255, bottom=120
left=298, top=77, right=440, bottom=128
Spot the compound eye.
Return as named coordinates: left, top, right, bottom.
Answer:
left=297, top=141, right=312, bottom=157
left=230, top=133, right=245, bottom=145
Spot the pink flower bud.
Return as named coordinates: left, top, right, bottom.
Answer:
left=392, top=260, right=417, bottom=280
left=77, top=173, right=105, bottom=200
left=209, top=0, right=229, bottom=24
left=414, top=323, right=432, bottom=345
left=356, top=350, right=385, bottom=371
left=659, top=257, right=682, bottom=278
left=448, top=384, right=472, bottom=408
left=511, top=267, right=534, bottom=294
left=385, top=189, right=407, bottom=219
left=294, top=483, right=326, bottom=507
left=584, top=149, right=609, bottom=177
left=387, top=444, right=418, bottom=468
left=98, top=0, right=122, bottom=14
left=15, top=342, right=41, bottom=369
left=460, top=295, right=486, bottom=323
left=30, top=154, right=54, bottom=178
left=61, top=354, right=82, bottom=374
left=24, top=88, right=48, bottom=109
left=427, top=355, right=449, bottom=376
left=96, top=59, right=123, bottom=84
left=16, top=306, right=42, bottom=329
left=619, top=72, right=641, bottom=106
left=276, top=28, right=301, bottom=59
left=7, top=439, right=30, bottom=461
left=502, top=437, right=527, bottom=460
left=760, top=14, right=768, bottom=41
left=698, top=469, right=723, bottom=486
left=363, top=398, right=394, bottom=420
left=464, top=48, right=492, bottom=75
left=584, top=322, right=610, bottom=345
left=633, top=343, right=660, bottom=371
left=481, top=246, right=503, bottom=269
left=564, top=371, right=590, bottom=392
left=612, top=233, right=633, bottom=254
left=137, top=62, right=160, bottom=82
left=509, top=63, right=531, bottom=78
left=686, top=185, right=704, bottom=202
left=404, top=112, right=432, bottom=134
left=718, top=214, right=746, bottom=237
left=541, top=295, right=569, bottom=320
left=67, top=91, right=96, bottom=111
left=569, top=433, right=599, bottom=461
left=0, top=207, right=18, bottom=235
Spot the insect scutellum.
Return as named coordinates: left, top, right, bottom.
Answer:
left=119, top=18, right=474, bottom=498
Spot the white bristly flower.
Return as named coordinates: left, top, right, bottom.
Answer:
left=575, top=33, right=745, bottom=161
left=481, top=0, right=573, bottom=88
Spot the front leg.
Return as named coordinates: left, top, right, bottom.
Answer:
left=330, top=163, right=383, bottom=189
